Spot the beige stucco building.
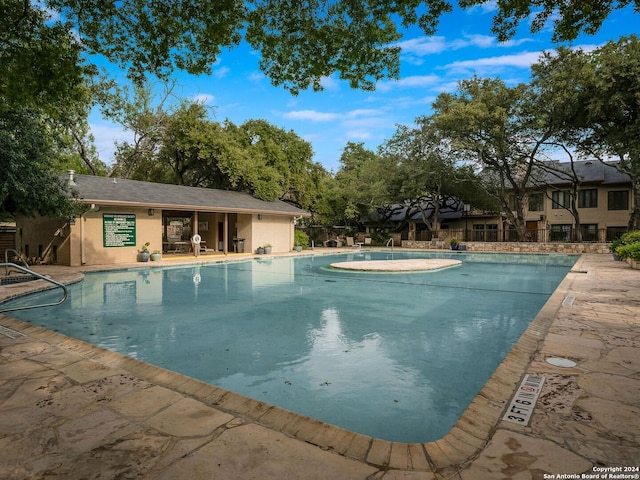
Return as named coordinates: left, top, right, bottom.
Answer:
left=400, top=160, right=633, bottom=244
left=16, top=172, right=311, bottom=266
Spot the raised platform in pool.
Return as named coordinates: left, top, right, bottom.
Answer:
left=329, top=258, right=462, bottom=272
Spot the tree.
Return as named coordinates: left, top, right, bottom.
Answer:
left=459, top=0, right=639, bottom=43
left=580, top=37, right=640, bottom=230
left=0, top=108, right=76, bottom=217
left=234, top=119, right=325, bottom=210
left=331, top=142, right=396, bottom=227
left=1, top=1, right=98, bottom=216
left=531, top=36, right=640, bottom=230
left=379, top=118, right=490, bottom=236
left=0, top=0, right=104, bottom=216
left=108, top=88, right=328, bottom=208
left=432, top=77, right=560, bottom=241
left=41, top=0, right=639, bottom=93
left=1, top=1, right=87, bottom=118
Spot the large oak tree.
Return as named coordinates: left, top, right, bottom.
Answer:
left=531, top=36, right=640, bottom=229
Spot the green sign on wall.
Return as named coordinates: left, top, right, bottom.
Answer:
left=103, top=213, right=136, bottom=247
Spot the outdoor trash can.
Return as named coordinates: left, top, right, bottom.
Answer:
left=234, top=238, right=245, bottom=253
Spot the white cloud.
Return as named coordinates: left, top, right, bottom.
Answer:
left=248, top=72, right=264, bottom=83
left=465, top=1, right=498, bottom=14
left=284, top=110, right=340, bottom=122
left=344, top=109, right=385, bottom=119
left=341, top=115, right=388, bottom=130
left=377, top=74, right=441, bottom=92
left=89, top=123, right=133, bottom=164
left=212, top=66, right=230, bottom=79
left=396, top=34, right=532, bottom=58
left=570, top=43, right=601, bottom=53
left=283, top=108, right=390, bottom=134
left=320, top=76, right=340, bottom=90
left=396, top=36, right=449, bottom=55
left=391, top=95, right=437, bottom=109
left=346, top=129, right=374, bottom=141
left=193, top=93, right=216, bottom=104
left=442, top=50, right=545, bottom=74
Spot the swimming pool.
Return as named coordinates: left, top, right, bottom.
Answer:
left=3, top=251, right=577, bottom=442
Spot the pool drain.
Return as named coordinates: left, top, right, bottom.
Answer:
left=545, top=357, right=577, bottom=368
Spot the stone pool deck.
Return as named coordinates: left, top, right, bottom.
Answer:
left=0, top=251, right=638, bottom=479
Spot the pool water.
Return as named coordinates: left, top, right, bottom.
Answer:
left=4, top=251, right=576, bottom=442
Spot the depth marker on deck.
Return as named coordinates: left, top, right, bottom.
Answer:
left=0, top=325, right=26, bottom=339
left=502, top=373, right=545, bottom=426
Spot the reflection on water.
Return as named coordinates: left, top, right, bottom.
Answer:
left=5, top=251, right=576, bottom=442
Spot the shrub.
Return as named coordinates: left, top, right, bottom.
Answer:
left=616, top=242, right=640, bottom=261
left=294, top=230, right=309, bottom=248
left=610, top=237, right=623, bottom=252
left=615, top=230, right=640, bottom=261
left=620, top=230, right=640, bottom=245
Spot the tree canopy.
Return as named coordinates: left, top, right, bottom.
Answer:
left=3, top=0, right=640, bottom=224
left=38, top=0, right=640, bottom=92
left=0, top=108, right=76, bottom=217
left=432, top=76, right=562, bottom=240
left=0, top=1, right=94, bottom=216
left=107, top=87, right=327, bottom=211
left=531, top=35, right=640, bottom=229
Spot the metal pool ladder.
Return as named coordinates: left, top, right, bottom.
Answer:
left=4, top=249, right=29, bottom=275
left=0, top=263, right=68, bottom=313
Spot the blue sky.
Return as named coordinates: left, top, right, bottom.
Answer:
left=88, top=3, right=639, bottom=173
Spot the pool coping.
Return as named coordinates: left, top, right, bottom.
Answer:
left=0, top=250, right=585, bottom=472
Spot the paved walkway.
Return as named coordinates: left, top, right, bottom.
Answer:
left=0, top=252, right=638, bottom=479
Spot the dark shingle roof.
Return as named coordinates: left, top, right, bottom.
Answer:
left=535, top=160, right=630, bottom=186
left=64, top=173, right=310, bottom=217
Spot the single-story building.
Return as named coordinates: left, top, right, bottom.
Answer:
left=16, top=171, right=311, bottom=266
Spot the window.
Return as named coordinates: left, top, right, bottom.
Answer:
left=472, top=224, right=498, bottom=242
left=580, top=224, right=598, bottom=242
left=606, top=226, right=627, bottom=241
left=608, top=190, right=629, bottom=210
left=578, top=189, right=598, bottom=208
left=552, top=190, right=571, bottom=209
left=528, top=193, right=544, bottom=212
left=550, top=224, right=572, bottom=242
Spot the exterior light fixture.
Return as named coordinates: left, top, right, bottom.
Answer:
left=258, top=214, right=262, bottom=220
left=148, top=208, right=155, bottom=216
left=68, top=215, right=76, bottom=226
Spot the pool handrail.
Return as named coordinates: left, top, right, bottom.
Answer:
left=386, top=237, right=394, bottom=248
left=0, top=263, right=68, bottom=313
left=4, top=249, right=29, bottom=276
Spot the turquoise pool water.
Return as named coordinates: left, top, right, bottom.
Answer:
left=3, top=251, right=577, bottom=442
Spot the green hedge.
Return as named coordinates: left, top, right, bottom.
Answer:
left=616, top=230, right=640, bottom=261
left=617, top=242, right=640, bottom=261
left=620, top=230, right=640, bottom=245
